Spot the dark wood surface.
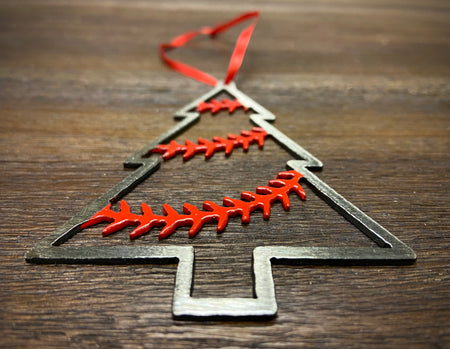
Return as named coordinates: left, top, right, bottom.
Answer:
left=1, top=1, right=449, bottom=348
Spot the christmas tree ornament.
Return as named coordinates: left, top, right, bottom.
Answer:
left=26, top=12, right=416, bottom=320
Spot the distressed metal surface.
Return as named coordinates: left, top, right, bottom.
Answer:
left=25, top=82, right=416, bottom=320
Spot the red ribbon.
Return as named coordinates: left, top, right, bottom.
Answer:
left=159, top=11, right=260, bottom=86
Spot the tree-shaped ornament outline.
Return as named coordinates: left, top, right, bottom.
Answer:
left=25, top=81, right=416, bottom=320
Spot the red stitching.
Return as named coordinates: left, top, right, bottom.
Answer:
left=151, top=127, right=267, bottom=160
left=196, top=98, right=248, bottom=114
left=81, top=170, right=306, bottom=240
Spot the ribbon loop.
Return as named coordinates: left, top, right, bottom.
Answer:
left=159, top=11, right=259, bottom=86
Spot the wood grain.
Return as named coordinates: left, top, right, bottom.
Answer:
left=1, top=1, right=449, bottom=348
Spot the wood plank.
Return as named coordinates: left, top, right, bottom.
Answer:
left=1, top=1, right=449, bottom=347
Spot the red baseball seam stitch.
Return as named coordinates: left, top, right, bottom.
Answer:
left=196, top=98, right=248, bottom=114
left=80, top=170, right=306, bottom=240
left=151, top=127, right=267, bottom=160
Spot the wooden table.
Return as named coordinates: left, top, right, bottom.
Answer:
left=1, top=1, right=449, bottom=347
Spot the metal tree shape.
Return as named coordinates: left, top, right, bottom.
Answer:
left=25, top=82, right=416, bottom=320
